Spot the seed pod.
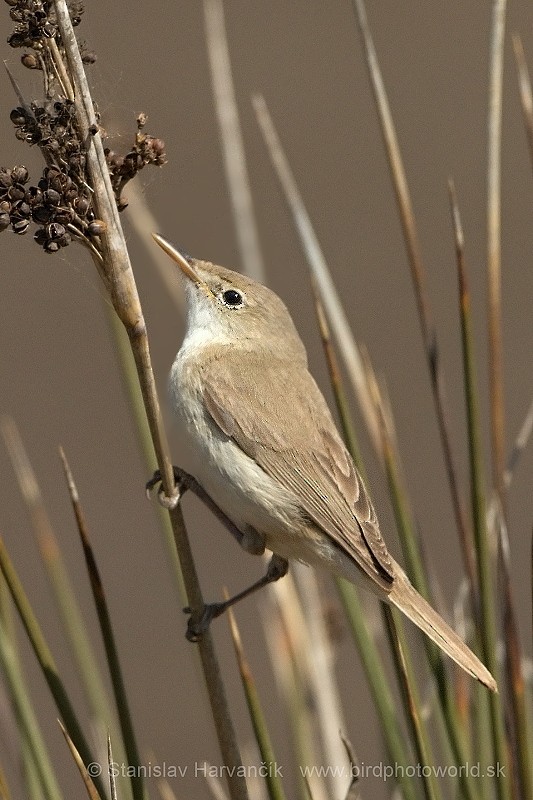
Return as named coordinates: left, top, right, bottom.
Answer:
left=87, top=219, right=106, bottom=236
left=21, top=53, right=40, bottom=69
left=0, top=168, right=12, bottom=188
left=11, top=165, right=29, bottom=184
left=32, top=204, right=54, bottom=224
left=12, top=218, right=30, bottom=235
left=9, top=106, right=28, bottom=125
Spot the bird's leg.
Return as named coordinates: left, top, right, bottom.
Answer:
left=147, top=466, right=287, bottom=641
left=146, top=466, right=245, bottom=547
left=184, top=554, right=289, bottom=642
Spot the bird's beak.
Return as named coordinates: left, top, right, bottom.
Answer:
left=152, top=233, right=207, bottom=289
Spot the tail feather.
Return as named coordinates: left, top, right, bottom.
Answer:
left=389, top=568, right=497, bottom=692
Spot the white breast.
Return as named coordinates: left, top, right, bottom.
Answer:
left=168, top=347, right=302, bottom=547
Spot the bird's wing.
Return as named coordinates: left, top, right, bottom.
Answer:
left=201, top=353, right=394, bottom=589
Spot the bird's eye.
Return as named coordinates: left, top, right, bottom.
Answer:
left=221, top=289, right=244, bottom=307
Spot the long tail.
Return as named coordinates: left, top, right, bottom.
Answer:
left=388, top=567, right=497, bottom=692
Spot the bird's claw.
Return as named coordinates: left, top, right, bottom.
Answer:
left=145, top=468, right=184, bottom=509
left=184, top=602, right=226, bottom=642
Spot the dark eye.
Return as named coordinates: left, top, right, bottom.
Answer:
left=222, top=289, right=243, bottom=307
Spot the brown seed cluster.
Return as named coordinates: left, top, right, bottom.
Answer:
left=1, top=0, right=166, bottom=256
left=5, top=0, right=83, bottom=49
left=106, top=114, right=167, bottom=211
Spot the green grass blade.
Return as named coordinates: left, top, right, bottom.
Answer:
left=0, top=619, right=63, bottom=800
left=0, top=534, right=106, bottom=799
left=450, top=180, right=509, bottom=800
left=59, top=448, right=147, bottom=800
left=336, top=580, right=418, bottom=800
left=382, top=606, right=440, bottom=800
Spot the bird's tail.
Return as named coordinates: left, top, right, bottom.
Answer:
left=388, top=568, right=497, bottom=692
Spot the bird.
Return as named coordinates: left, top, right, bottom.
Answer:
left=151, top=232, right=496, bottom=693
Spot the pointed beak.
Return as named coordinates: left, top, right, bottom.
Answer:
left=151, top=233, right=206, bottom=288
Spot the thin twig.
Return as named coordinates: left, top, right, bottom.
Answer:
left=52, top=4, right=248, bottom=798
left=204, top=0, right=265, bottom=281
left=252, top=93, right=380, bottom=453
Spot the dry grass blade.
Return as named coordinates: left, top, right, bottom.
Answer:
left=513, top=34, right=533, bottom=169
left=504, top=397, right=533, bottom=488
left=260, top=577, right=330, bottom=800
left=51, top=4, right=248, bottom=797
left=204, top=0, right=264, bottom=282
left=251, top=92, right=380, bottom=454
left=310, top=278, right=362, bottom=471
left=0, top=765, right=10, bottom=800
left=487, top=0, right=507, bottom=509
left=58, top=720, right=101, bottom=800
left=339, top=736, right=360, bottom=800
left=291, top=565, right=349, bottom=800
left=107, top=736, right=117, bottom=800
left=349, top=0, right=476, bottom=597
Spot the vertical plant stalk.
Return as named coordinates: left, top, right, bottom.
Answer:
left=52, top=4, right=248, bottom=799
left=203, top=0, right=265, bottom=282
left=487, top=0, right=507, bottom=508
left=449, top=181, right=510, bottom=800
left=350, top=0, right=477, bottom=598
left=59, top=448, right=146, bottom=800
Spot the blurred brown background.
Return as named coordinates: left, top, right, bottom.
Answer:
left=1, top=3, right=533, bottom=798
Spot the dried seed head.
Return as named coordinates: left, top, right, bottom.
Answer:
left=21, top=52, right=40, bottom=69
left=87, top=219, right=106, bottom=236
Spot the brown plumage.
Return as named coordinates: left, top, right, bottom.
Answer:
left=156, top=235, right=497, bottom=693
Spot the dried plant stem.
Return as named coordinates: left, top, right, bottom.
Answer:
left=58, top=721, right=100, bottom=800
left=204, top=0, right=265, bottom=282
left=52, top=4, right=247, bottom=799
left=513, top=35, right=533, bottom=170
left=350, top=0, right=477, bottom=598
left=487, top=0, right=507, bottom=509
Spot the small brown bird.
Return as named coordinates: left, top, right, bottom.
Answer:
left=153, top=233, right=496, bottom=693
